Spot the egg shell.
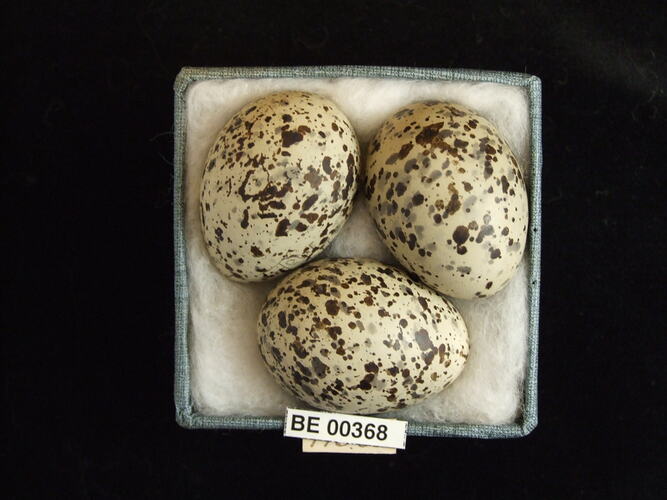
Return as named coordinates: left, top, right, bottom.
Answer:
left=257, top=258, right=469, bottom=415
left=364, top=101, right=529, bottom=299
left=200, top=91, right=360, bottom=282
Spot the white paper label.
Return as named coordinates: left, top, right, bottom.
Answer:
left=302, top=439, right=396, bottom=454
left=284, top=408, right=407, bottom=449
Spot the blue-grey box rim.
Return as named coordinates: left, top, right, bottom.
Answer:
left=173, top=66, right=541, bottom=438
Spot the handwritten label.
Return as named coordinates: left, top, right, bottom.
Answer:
left=302, top=439, right=396, bottom=454
left=284, top=408, right=407, bottom=449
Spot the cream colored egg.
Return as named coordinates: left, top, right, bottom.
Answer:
left=364, top=102, right=529, bottom=299
left=200, top=91, right=359, bottom=282
left=257, top=258, right=469, bottom=415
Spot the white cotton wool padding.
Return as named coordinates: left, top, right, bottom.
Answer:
left=185, top=78, right=530, bottom=424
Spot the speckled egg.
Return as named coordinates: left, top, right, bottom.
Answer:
left=257, top=258, right=469, bottom=414
left=364, top=102, right=529, bottom=299
left=200, top=91, right=359, bottom=281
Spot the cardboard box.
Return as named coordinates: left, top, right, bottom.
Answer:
left=174, top=66, right=541, bottom=438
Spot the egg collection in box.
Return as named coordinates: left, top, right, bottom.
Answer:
left=200, top=90, right=528, bottom=415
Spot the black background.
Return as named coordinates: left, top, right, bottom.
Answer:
left=4, top=1, right=666, bottom=498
